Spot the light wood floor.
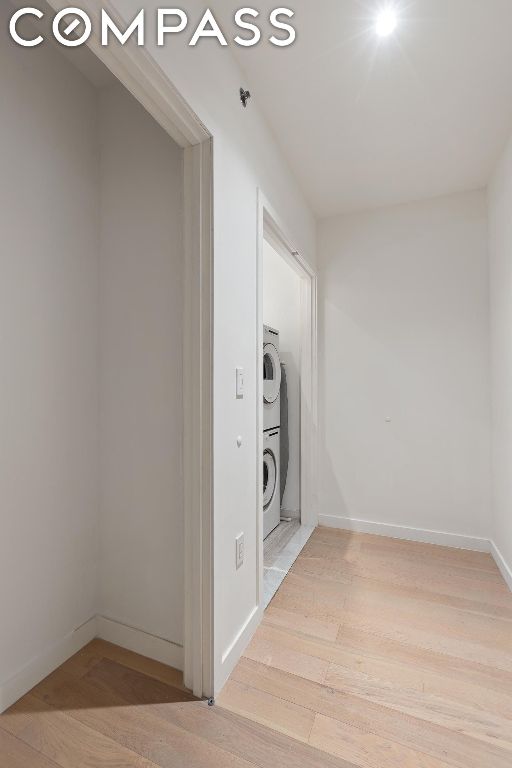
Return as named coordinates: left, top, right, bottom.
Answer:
left=0, top=637, right=347, bottom=768
left=219, top=527, right=512, bottom=768
left=1, top=528, right=511, bottom=768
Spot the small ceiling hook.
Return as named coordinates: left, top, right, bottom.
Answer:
left=240, top=88, right=251, bottom=108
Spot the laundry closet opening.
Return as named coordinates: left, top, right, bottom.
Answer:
left=261, top=220, right=317, bottom=607
left=0, top=1, right=188, bottom=710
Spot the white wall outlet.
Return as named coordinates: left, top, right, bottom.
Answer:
left=236, top=367, right=245, bottom=398
left=236, top=533, right=245, bottom=569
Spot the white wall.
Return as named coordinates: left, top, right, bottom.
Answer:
left=488, top=134, right=512, bottom=585
left=0, top=14, right=186, bottom=707
left=263, top=241, right=301, bottom=516
left=318, top=191, right=492, bottom=547
left=0, top=18, right=99, bottom=703
left=98, top=85, right=185, bottom=651
left=100, top=0, right=317, bottom=690
left=8, top=0, right=317, bottom=694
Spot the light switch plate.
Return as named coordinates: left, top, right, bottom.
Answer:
left=236, top=533, right=245, bottom=569
left=236, top=368, right=245, bottom=398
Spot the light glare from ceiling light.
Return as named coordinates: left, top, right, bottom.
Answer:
left=375, top=7, right=398, bottom=37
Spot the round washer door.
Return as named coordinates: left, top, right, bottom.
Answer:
left=263, top=343, right=281, bottom=404
left=263, top=449, right=277, bottom=510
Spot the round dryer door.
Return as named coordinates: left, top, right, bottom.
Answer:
left=263, top=449, right=277, bottom=510
left=263, top=343, right=281, bottom=404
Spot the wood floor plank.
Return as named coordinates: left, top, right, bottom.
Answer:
left=269, top=582, right=512, bottom=659
left=275, top=569, right=352, bottom=607
left=0, top=727, right=61, bottom=768
left=263, top=597, right=512, bottom=711
left=358, top=537, right=499, bottom=574
left=334, top=624, right=512, bottom=698
left=331, top=629, right=512, bottom=719
left=260, top=616, right=512, bottom=719
left=326, top=661, right=512, bottom=751
left=151, top=700, right=359, bottom=768
left=309, top=713, right=454, bottom=768
left=217, top=678, right=315, bottom=741
left=30, top=671, right=258, bottom=768
left=264, top=605, right=341, bottom=642
left=244, top=630, right=330, bottom=684
left=231, top=657, right=512, bottom=768
left=44, top=652, right=356, bottom=768
left=336, top=607, right=512, bottom=672
left=81, top=639, right=188, bottom=690
left=271, top=578, right=512, bottom=671
left=305, top=528, right=362, bottom=557
left=342, top=583, right=512, bottom=644
left=276, top=565, right=512, bottom=623
left=253, top=621, right=512, bottom=701
left=82, top=657, right=195, bottom=706
left=298, top=535, right=510, bottom=592
left=1, top=695, right=159, bottom=768
left=312, top=528, right=500, bottom=574
left=292, top=553, right=512, bottom=609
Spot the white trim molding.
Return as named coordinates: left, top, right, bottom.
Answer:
left=237, top=191, right=319, bottom=692
left=44, top=0, right=210, bottom=148
left=0, top=617, right=97, bottom=714
left=183, top=139, right=214, bottom=699
left=318, top=515, right=491, bottom=552
left=220, top=606, right=260, bottom=685
left=299, top=271, right=318, bottom=528
left=256, top=193, right=319, bottom=610
left=96, top=616, right=184, bottom=670
left=491, top=541, right=512, bottom=592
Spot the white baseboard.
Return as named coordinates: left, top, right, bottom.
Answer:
left=318, top=514, right=491, bottom=552
left=0, top=616, right=97, bottom=714
left=491, top=541, right=512, bottom=592
left=96, top=616, right=183, bottom=671
left=218, top=605, right=262, bottom=695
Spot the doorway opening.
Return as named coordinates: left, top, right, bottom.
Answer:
left=1, top=0, right=213, bottom=712
left=257, top=198, right=318, bottom=608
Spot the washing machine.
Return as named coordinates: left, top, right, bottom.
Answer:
left=263, top=427, right=280, bottom=539
left=263, top=325, right=281, bottom=432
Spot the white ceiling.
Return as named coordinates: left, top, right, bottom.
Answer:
left=213, top=0, right=512, bottom=217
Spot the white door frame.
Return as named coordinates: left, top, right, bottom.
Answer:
left=182, top=139, right=214, bottom=699
left=256, top=192, right=318, bottom=607
left=44, top=0, right=215, bottom=699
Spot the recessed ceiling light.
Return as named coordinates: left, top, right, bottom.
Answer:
left=375, top=7, right=398, bottom=37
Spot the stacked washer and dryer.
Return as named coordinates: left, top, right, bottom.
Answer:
left=263, top=326, right=282, bottom=539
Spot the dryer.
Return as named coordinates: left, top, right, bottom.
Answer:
left=263, top=428, right=280, bottom=539
left=263, top=325, right=281, bottom=432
